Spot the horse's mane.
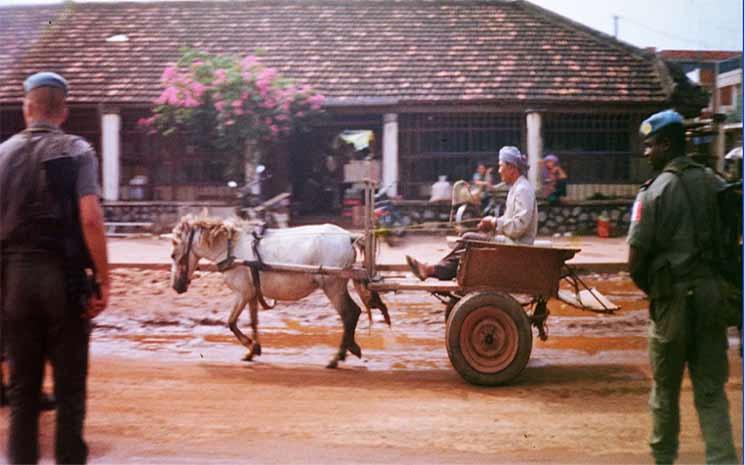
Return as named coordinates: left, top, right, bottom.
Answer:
left=172, top=214, right=245, bottom=247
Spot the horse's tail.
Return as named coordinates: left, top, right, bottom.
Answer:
left=350, top=235, right=390, bottom=328
left=351, top=233, right=365, bottom=259
left=352, top=279, right=391, bottom=328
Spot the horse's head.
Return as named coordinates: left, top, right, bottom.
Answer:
left=171, top=215, right=243, bottom=293
left=170, top=216, right=201, bottom=294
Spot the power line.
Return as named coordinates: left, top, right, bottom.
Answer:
left=617, top=15, right=726, bottom=49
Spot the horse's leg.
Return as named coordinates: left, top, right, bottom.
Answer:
left=322, top=278, right=362, bottom=369
left=243, top=297, right=262, bottom=361
left=227, top=293, right=254, bottom=360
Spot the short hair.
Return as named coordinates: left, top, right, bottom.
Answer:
left=25, top=86, right=66, bottom=119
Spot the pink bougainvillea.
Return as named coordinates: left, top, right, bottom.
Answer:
left=142, top=48, right=325, bottom=156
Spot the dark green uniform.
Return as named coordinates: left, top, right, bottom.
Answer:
left=627, top=156, right=738, bottom=464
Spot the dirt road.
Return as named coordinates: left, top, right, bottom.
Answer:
left=1, top=269, right=741, bottom=464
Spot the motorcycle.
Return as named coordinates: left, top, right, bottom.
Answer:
left=373, top=184, right=411, bottom=245
left=227, top=164, right=291, bottom=228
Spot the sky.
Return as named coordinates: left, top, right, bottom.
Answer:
left=0, top=0, right=742, bottom=52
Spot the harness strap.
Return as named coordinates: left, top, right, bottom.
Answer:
left=215, top=225, right=275, bottom=310
left=215, top=237, right=235, bottom=272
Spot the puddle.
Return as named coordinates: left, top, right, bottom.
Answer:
left=97, top=268, right=655, bottom=369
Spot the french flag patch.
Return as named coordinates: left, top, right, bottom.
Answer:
left=631, top=200, right=643, bottom=223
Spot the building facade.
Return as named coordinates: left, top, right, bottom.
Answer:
left=1, top=1, right=682, bottom=212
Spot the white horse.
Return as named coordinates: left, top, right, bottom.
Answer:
left=170, top=215, right=389, bottom=368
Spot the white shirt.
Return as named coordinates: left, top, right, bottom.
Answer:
left=495, top=175, right=538, bottom=245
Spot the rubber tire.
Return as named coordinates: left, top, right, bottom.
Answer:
left=446, top=292, right=532, bottom=386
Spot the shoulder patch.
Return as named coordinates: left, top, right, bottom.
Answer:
left=631, top=198, right=643, bottom=223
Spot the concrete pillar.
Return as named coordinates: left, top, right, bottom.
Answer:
left=526, top=111, right=543, bottom=190
left=101, top=111, right=121, bottom=201
left=382, top=113, right=399, bottom=196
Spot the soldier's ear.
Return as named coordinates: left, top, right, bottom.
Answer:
left=658, top=135, right=672, bottom=152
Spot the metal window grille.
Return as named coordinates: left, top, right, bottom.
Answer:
left=542, top=113, right=642, bottom=184
left=399, top=113, right=522, bottom=198
left=121, top=108, right=233, bottom=187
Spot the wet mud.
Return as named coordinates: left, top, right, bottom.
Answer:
left=1, top=268, right=740, bottom=464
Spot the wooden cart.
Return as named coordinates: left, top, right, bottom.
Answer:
left=367, top=240, right=578, bottom=386
left=357, top=181, right=610, bottom=386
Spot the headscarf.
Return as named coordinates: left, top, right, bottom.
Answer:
left=499, top=146, right=528, bottom=175
left=544, top=154, right=559, bottom=164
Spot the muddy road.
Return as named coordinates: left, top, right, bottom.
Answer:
left=1, top=269, right=741, bottom=464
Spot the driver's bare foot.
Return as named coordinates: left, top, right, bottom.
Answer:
left=406, top=255, right=430, bottom=281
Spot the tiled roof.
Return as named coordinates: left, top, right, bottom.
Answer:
left=658, top=50, right=741, bottom=62
left=0, top=0, right=671, bottom=105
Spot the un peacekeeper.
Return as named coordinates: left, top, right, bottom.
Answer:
left=0, top=72, right=110, bottom=464
left=627, top=109, right=738, bottom=465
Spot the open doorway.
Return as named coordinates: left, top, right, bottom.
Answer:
left=289, top=117, right=381, bottom=220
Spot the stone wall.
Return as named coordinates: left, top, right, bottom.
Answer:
left=104, top=199, right=634, bottom=237
left=537, top=200, right=632, bottom=237
left=389, top=199, right=633, bottom=237
left=103, top=201, right=235, bottom=233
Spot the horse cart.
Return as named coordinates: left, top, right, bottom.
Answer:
left=356, top=183, right=613, bottom=386
left=170, top=182, right=615, bottom=386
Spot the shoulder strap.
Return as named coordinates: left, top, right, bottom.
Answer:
left=665, top=164, right=718, bottom=265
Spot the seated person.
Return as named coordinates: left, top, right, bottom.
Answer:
left=407, top=146, right=538, bottom=281
left=472, top=161, right=493, bottom=188
left=542, top=154, right=567, bottom=204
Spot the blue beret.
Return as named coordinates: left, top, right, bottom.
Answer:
left=640, top=110, right=683, bottom=138
left=23, top=72, right=68, bottom=96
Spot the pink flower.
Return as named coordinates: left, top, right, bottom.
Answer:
left=190, top=81, right=206, bottom=98
left=308, top=93, right=325, bottom=110
left=240, top=55, right=258, bottom=70
left=154, top=86, right=180, bottom=105
left=225, top=119, right=235, bottom=126
left=213, top=69, right=228, bottom=86
left=160, top=66, right=178, bottom=84
left=183, top=95, right=200, bottom=108
left=214, top=100, right=226, bottom=112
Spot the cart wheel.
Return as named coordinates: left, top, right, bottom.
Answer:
left=446, top=292, right=532, bottom=386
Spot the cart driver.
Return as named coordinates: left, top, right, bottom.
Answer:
left=407, top=146, right=538, bottom=281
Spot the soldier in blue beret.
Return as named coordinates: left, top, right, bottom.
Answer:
left=23, top=71, right=69, bottom=96
left=628, top=109, right=738, bottom=464
left=0, top=72, right=110, bottom=464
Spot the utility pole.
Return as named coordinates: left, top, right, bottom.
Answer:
left=713, top=60, right=726, bottom=171
left=613, top=15, right=619, bottom=39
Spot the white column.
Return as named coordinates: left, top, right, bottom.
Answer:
left=526, top=111, right=543, bottom=190
left=101, top=112, right=121, bottom=201
left=382, top=113, right=399, bottom=196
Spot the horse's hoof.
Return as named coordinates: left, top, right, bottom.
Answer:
left=326, top=360, right=338, bottom=369
left=349, top=343, right=362, bottom=358
left=254, top=344, right=262, bottom=356
left=242, top=353, right=254, bottom=362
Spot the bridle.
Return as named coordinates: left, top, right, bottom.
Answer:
left=179, top=227, right=197, bottom=276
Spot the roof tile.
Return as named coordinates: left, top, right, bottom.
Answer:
left=0, top=0, right=669, bottom=105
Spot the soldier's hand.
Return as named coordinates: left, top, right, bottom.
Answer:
left=84, top=281, right=110, bottom=319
